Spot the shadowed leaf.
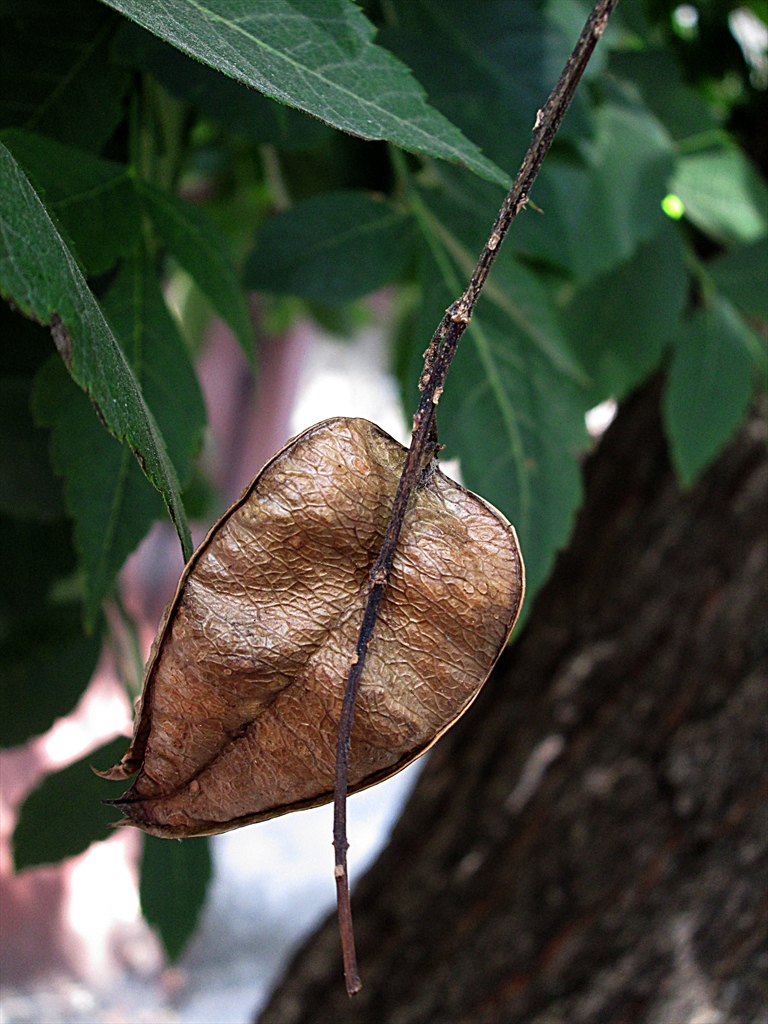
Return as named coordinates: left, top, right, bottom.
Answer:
left=140, top=834, right=212, bottom=961
left=13, top=737, right=130, bottom=870
left=0, top=143, right=192, bottom=561
left=99, top=0, right=510, bottom=187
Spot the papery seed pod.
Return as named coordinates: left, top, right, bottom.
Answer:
left=103, top=418, right=524, bottom=838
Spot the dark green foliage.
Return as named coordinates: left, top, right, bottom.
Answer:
left=137, top=180, right=256, bottom=363
left=1, top=0, right=765, bottom=963
left=664, top=297, right=759, bottom=485
left=0, top=144, right=193, bottom=561
left=0, top=606, right=103, bottom=747
left=563, top=222, right=689, bottom=405
left=244, top=191, right=416, bottom=303
left=710, top=239, right=768, bottom=320
left=140, top=835, right=212, bottom=961
left=0, top=0, right=129, bottom=152
left=99, top=0, right=510, bottom=186
left=31, top=247, right=206, bottom=626
left=1, top=129, right=140, bottom=276
left=115, top=21, right=332, bottom=151
left=12, top=737, right=130, bottom=870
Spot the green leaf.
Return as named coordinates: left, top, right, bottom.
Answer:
left=244, top=191, right=415, bottom=303
left=136, top=180, right=255, bottom=365
left=32, top=252, right=206, bottom=625
left=0, top=516, right=77, bottom=635
left=709, top=239, right=768, bottom=321
left=0, top=0, right=130, bottom=152
left=428, top=103, right=674, bottom=282
left=566, top=103, right=674, bottom=281
left=0, top=606, right=103, bottom=748
left=0, top=376, right=64, bottom=522
left=438, top=297, right=588, bottom=602
left=670, top=147, right=768, bottom=245
left=563, top=222, right=688, bottom=404
left=0, top=142, right=192, bottom=561
left=664, top=297, right=757, bottom=486
left=608, top=48, right=718, bottom=144
left=140, top=835, right=212, bottom=962
left=1, top=129, right=140, bottom=276
left=13, top=737, right=128, bottom=870
left=115, top=21, right=331, bottom=151
left=380, top=0, right=590, bottom=173
left=401, top=224, right=589, bottom=603
left=98, top=0, right=510, bottom=187
left=33, top=358, right=164, bottom=628
left=101, top=250, right=208, bottom=487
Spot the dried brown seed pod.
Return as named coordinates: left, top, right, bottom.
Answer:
left=103, top=418, right=524, bottom=838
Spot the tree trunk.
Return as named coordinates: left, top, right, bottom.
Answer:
left=258, top=380, right=768, bottom=1024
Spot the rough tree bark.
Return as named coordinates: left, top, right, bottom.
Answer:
left=258, top=380, right=768, bottom=1024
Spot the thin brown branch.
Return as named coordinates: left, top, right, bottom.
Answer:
left=332, top=0, right=620, bottom=995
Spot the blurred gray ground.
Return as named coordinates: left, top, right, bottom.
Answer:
left=0, top=761, right=422, bottom=1023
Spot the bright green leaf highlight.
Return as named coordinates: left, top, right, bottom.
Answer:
left=662, top=193, right=685, bottom=219
left=0, top=142, right=192, bottom=562
left=670, top=147, right=768, bottom=244
left=13, top=737, right=129, bottom=870
left=244, top=191, right=415, bottom=304
left=98, top=0, right=510, bottom=187
left=140, top=835, right=212, bottom=962
left=664, top=297, right=757, bottom=486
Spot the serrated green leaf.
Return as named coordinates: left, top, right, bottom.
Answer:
left=98, top=0, right=510, bottom=187
left=31, top=252, right=206, bottom=625
left=1, top=129, right=140, bottom=276
left=115, top=21, right=331, bottom=151
left=33, top=358, right=165, bottom=628
left=670, top=147, right=768, bottom=245
left=101, top=249, right=207, bottom=487
left=244, top=190, right=415, bottom=303
left=0, top=606, right=102, bottom=748
left=0, top=0, right=129, bottom=152
left=0, top=142, right=192, bottom=561
left=136, top=180, right=255, bottom=365
left=709, top=239, right=768, bottom=321
left=664, top=297, right=757, bottom=486
left=414, top=200, right=586, bottom=383
left=140, top=835, right=212, bottom=962
left=563, top=222, right=688, bottom=404
left=12, top=737, right=128, bottom=870
left=440, top=301, right=588, bottom=602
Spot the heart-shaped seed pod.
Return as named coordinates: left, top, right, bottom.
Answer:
left=103, top=417, right=524, bottom=838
